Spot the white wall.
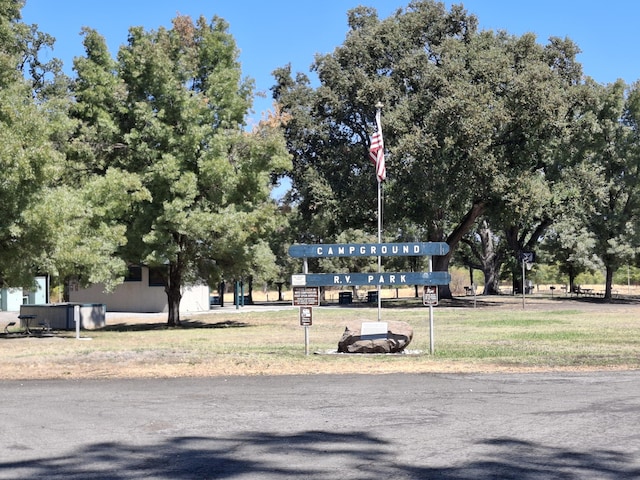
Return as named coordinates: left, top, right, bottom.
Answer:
left=69, top=267, right=210, bottom=313
left=1, top=288, right=25, bottom=311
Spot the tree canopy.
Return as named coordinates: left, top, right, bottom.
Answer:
left=2, top=0, right=640, bottom=312
left=273, top=0, right=596, bottom=297
left=71, top=16, right=290, bottom=324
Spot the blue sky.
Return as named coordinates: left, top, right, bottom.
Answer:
left=22, top=0, right=640, bottom=126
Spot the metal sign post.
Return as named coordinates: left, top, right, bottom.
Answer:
left=423, top=284, right=438, bottom=355
left=522, top=258, right=526, bottom=310
left=429, top=258, right=434, bottom=354
left=519, top=251, right=535, bottom=310
left=299, top=306, right=313, bottom=355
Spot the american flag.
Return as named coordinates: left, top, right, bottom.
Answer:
left=369, top=109, right=386, bottom=182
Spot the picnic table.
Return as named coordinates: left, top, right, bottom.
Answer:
left=571, top=285, right=594, bottom=296
left=18, top=314, right=37, bottom=334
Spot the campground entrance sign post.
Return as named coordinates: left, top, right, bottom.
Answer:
left=289, top=242, right=450, bottom=354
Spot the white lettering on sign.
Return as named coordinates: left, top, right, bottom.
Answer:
left=327, top=247, right=334, bottom=255
left=414, top=245, right=420, bottom=254
left=401, top=275, right=406, bottom=283
left=338, top=247, right=345, bottom=254
left=316, top=247, right=323, bottom=255
left=345, top=275, right=351, bottom=284
left=367, top=275, right=374, bottom=283
left=389, top=275, right=395, bottom=283
left=381, top=246, right=387, bottom=254
left=333, top=275, right=340, bottom=284
left=371, top=246, right=377, bottom=254
left=359, top=246, right=366, bottom=254
left=349, top=246, right=356, bottom=255
left=403, top=246, right=409, bottom=254
left=392, top=246, right=399, bottom=254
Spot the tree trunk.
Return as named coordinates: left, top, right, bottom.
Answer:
left=604, top=264, right=615, bottom=302
left=218, top=281, right=225, bottom=307
left=483, top=265, right=501, bottom=295
left=247, top=275, right=254, bottom=304
left=478, top=221, right=502, bottom=295
left=434, top=201, right=486, bottom=299
left=166, top=262, right=183, bottom=327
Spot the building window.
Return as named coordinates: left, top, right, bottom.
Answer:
left=124, top=265, right=142, bottom=282
left=148, top=266, right=168, bottom=287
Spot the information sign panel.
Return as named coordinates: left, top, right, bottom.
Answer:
left=423, top=285, right=438, bottom=306
left=299, top=306, right=312, bottom=326
left=288, top=242, right=449, bottom=258
left=292, top=286, right=320, bottom=306
left=291, top=271, right=451, bottom=287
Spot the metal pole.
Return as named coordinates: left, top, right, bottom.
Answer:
left=303, top=259, right=309, bottom=355
left=377, top=177, right=382, bottom=321
left=304, top=325, right=309, bottom=356
left=376, top=102, right=383, bottom=322
left=429, top=257, right=434, bottom=355
left=75, top=304, right=80, bottom=340
left=522, top=259, right=526, bottom=309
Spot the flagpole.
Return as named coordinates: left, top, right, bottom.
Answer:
left=377, top=174, right=382, bottom=321
left=375, top=102, right=383, bottom=322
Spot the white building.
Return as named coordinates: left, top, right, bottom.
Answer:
left=0, top=276, right=49, bottom=311
left=68, top=266, right=210, bottom=313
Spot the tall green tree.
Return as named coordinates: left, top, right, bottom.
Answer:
left=583, top=80, right=640, bottom=299
left=274, top=1, right=582, bottom=297
left=72, top=16, right=290, bottom=325
left=0, top=0, right=71, bottom=288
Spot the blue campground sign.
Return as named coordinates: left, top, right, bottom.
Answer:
left=288, top=242, right=449, bottom=258
left=291, top=271, right=451, bottom=287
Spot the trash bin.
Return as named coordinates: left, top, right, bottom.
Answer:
left=338, top=292, right=352, bottom=304
left=367, top=291, right=378, bottom=303
left=19, top=303, right=106, bottom=330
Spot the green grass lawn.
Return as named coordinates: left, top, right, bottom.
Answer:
left=1, top=295, right=638, bottom=379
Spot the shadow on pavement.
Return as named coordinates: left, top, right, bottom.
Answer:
left=1, top=432, right=638, bottom=479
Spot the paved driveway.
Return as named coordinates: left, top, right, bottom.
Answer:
left=1, top=371, right=639, bottom=479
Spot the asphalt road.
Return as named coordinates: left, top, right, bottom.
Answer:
left=1, top=372, right=639, bottom=479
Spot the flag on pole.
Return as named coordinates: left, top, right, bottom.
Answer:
left=369, top=109, right=386, bottom=182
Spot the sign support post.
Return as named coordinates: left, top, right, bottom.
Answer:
left=429, top=257, right=434, bottom=354
left=519, top=251, right=535, bottom=310
left=522, top=257, right=526, bottom=310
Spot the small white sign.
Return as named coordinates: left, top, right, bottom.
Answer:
left=360, top=322, right=388, bottom=339
left=291, top=275, right=307, bottom=286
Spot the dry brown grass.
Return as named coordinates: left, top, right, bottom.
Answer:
left=1, top=294, right=639, bottom=380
